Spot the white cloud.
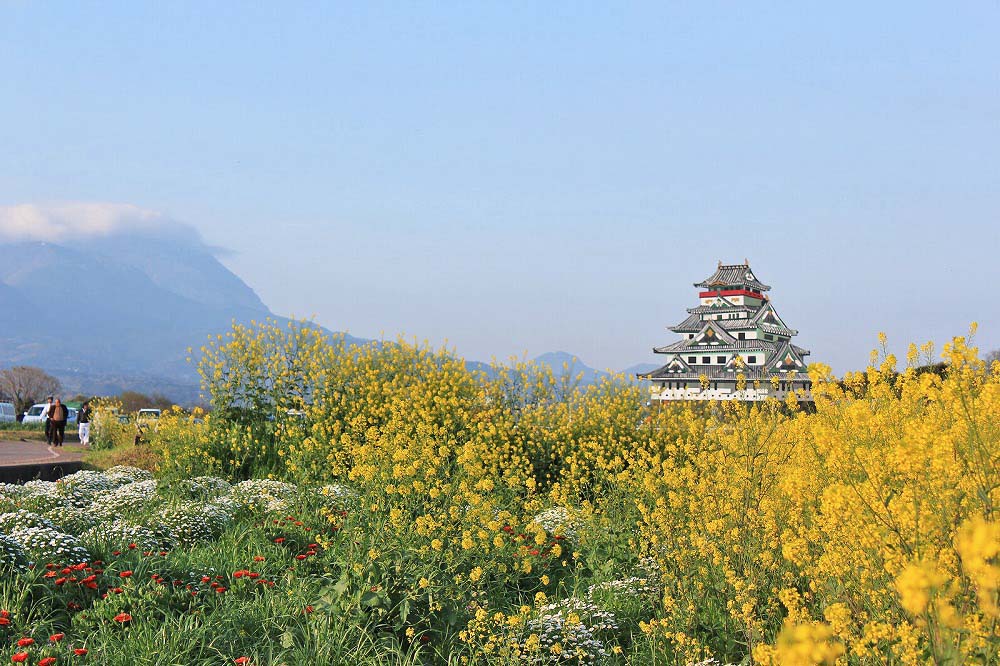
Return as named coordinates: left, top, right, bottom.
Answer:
left=0, top=202, right=201, bottom=244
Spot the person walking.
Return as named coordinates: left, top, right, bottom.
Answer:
left=49, top=398, right=68, bottom=447
left=77, top=400, right=92, bottom=446
left=44, top=396, right=54, bottom=445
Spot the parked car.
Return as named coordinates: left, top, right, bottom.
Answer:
left=22, top=403, right=49, bottom=423
left=0, top=402, right=16, bottom=423
left=21, top=403, right=79, bottom=424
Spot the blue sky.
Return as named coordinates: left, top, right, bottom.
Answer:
left=1, top=2, right=998, bottom=372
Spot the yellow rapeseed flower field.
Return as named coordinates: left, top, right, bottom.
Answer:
left=136, top=320, right=998, bottom=664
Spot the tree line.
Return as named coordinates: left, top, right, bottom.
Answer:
left=0, top=365, right=174, bottom=421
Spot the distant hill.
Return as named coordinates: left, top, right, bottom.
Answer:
left=532, top=352, right=657, bottom=386
left=0, top=231, right=656, bottom=404
left=0, top=235, right=364, bottom=404
left=622, top=362, right=660, bottom=377
left=533, top=351, right=610, bottom=386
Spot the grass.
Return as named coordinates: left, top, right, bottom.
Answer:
left=80, top=445, right=161, bottom=474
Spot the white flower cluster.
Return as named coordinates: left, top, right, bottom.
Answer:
left=532, top=507, right=579, bottom=544
left=0, top=533, right=28, bottom=570
left=229, top=479, right=298, bottom=513
left=42, top=505, right=99, bottom=535
left=8, top=526, right=89, bottom=564
left=19, top=480, right=64, bottom=512
left=0, top=482, right=29, bottom=497
left=179, top=476, right=232, bottom=500
left=154, top=502, right=233, bottom=547
left=56, top=470, right=119, bottom=507
left=319, top=483, right=360, bottom=511
left=81, top=519, right=162, bottom=551
left=90, top=479, right=159, bottom=520
left=0, top=509, right=58, bottom=533
left=522, top=613, right=609, bottom=665
left=538, top=597, right=619, bottom=635
left=104, top=465, right=154, bottom=485
left=0, top=483, right=29, bottom=511
left=586, top=576, right=661, bottom=603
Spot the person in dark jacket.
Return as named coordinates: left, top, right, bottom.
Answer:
left=77, top=401, right=92, bottom=446
left=49, top=398, right=69, bottom=447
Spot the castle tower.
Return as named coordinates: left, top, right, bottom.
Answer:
left=644, top=261, right=812, bottom=401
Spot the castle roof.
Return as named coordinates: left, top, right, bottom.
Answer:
left=642, top=364, right=812, bottom=382
left=695, top=262, right=771, bottom=292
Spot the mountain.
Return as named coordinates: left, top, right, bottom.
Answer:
left=533, top=352, right=609, bottom=386
left=0, top=231, right=655, bottom=403
left=0, top=237, right=363, bottom=404
left=622, top=362, right=660, bottom=377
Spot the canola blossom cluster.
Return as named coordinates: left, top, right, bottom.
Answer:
left=64, top=320, right=1000, bottom=664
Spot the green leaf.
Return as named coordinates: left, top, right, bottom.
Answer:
left=280, top=630, right=295, bottom=649
left=398, top=598, right=410, bottom=625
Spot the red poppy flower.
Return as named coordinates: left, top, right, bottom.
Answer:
left=120, top=571, right=133, bottom=578
left=215, top=587, right=227, bottom=594
left=0, top=618, right=9, bottom=626
left=234, top=658, right=250, bottom=665
left=295, top=554, right=306, bottom=560
left=49, top=633, right=65, bottom=642
left=0, top=610, right=10, bottom=617
left=274, top=537, right=285, bottom=544
left=304, top=605, right=314, bottom=614
left=73, top=649, right=87, bottom=656
left=39, top=658, right=57, bottom=666
left=113, top=612, right=132, bottom=623
left=128, top=543, right=137, bottom=549
left=11, top=652, right=28, bottom=663
left=16, top=638, right=34, bottom=647
left=253, top=556, right=265, bottom=562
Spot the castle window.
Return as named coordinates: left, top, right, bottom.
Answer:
left=747, top=355, right=757, bottom=364
left=717, top=356, right=725, bottom=364
left=738, top=332, right=745, bottom=340
left=701, top=356, right=710, bottom=364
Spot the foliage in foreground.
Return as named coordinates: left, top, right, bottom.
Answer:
left=75, top=321, right=1000, bottom=664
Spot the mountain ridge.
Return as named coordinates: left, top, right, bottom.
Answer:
left=0, top=236, right=651, bottom=403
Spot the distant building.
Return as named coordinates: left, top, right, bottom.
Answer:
left=644, top=261, right=812, bottom=402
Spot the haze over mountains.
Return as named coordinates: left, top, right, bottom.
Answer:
left=0, top=206, right=653, bottom=403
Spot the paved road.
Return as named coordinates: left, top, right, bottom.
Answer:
left=0, top=440, right=84, bottom=466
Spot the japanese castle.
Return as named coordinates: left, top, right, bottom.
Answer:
left=644, top=261, right=812, bottom=402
